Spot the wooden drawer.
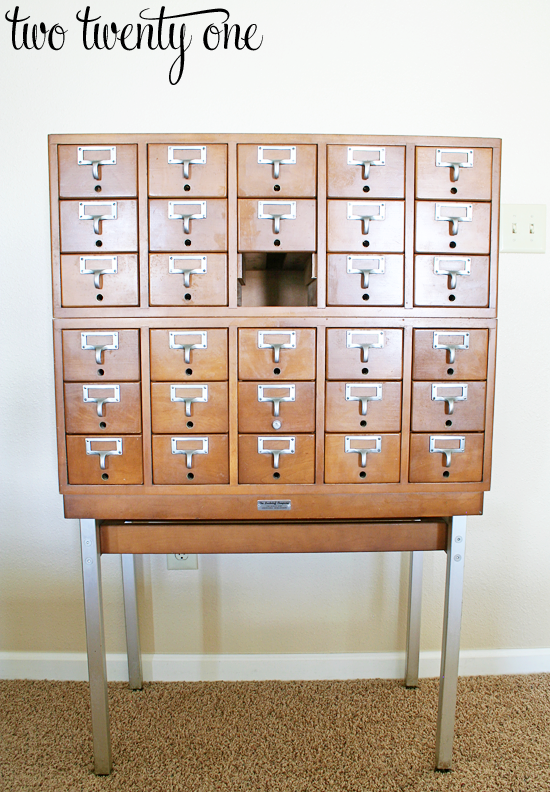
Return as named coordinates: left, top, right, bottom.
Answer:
left=415, top=201, right=491, bottom=254
left=326, top=329, right=403, bottom=380
left=149, top=254, right=227, bottom=307
left=413, top=329, right=488, bottom=380
left=238, top=328, right=316, bottom=380
left=150, top=329, right=228, bottom=381
left=416, top=147, right=492, bottom=201
left=324, top=433, right=401, bottom=483
left=414, top=255, right=489, bottom=307
left=60, top=254, right=139, bottom=307
left=148, top=144, right=227, bottom=197
left=411, top=382, right=486, bottom=432
left=325, top=382, right=402, bottom=432
left=152, top=434, right=229, bottom=484
left=58, top=144, right=137, bottom=198
left=151, top=382, right=229, bottom=434
left=238, top=199, right=316, bottom=252
left=237, top=144, right=317, bottom=197
left=66, top=435, right=143, bottom=484
left=60, top=200, right=138, bottom=253
left=409, top=433, right=484, bottom=482
left=327, top=254, right=404, bottom=306
left=62, top=329, right=140, bottom=382
left=327, top=145, right=405, bottom=199
left=238, top=434, right=315, bottom=484
left=238, top=382, right=315, bottom=433
left=149, top=199, right=227, bottom=252
left=64, top=382, right=141, bottom=434
left=327, top=200, right=404, bottom=253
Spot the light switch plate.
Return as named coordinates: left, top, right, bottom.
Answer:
left=500, top=204, right=546, bottom=253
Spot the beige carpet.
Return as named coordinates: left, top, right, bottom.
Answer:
left=1, top=675, right=550, bottom=791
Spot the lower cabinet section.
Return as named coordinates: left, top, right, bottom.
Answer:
left=324, top=434, right=401, bottom=483
left=238, top=434, right=315, bottom=484
left=66, top=435, right=143, bottom=484
left=409, top=433, right=484, bottom=482
left=152, top=435, right=229, bottom=484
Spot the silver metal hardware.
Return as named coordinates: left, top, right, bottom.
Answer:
left=347, top=146, right=386, bottom=180
left=344, top=435, right=382, bottom=468
left=347, top=202, right=385, bottom=235
left=435, top=148, right=474, bottom=182
left=272, top=420, right=282, bottom=430
left=431, top=384, right=468, bottom=415
left=171, top=436, right=208, bottom=469
left=77, top=146, right=116, bottom=180
left=346, top=330, right=384, bottom=363
left=257, top=330, right=296, bottom=364
left=79, top=202, right=117, bottom=235
left=257, top=384, right=296, bottom=418
left=435, top=203, right=473, bottom=236
left=170, top=384, right=208, bottom=417
left=429, top=435, right=465, bottom=467
left=169, top=330, right=207, bottom=364
left=83, top=384, right=121, bottom=417
left=257, top=499, right=291, bottom=510
left=167, top=145, right=207, bottom=179
left=347, top=255, right=385, bottom=289
left=85, top=437, right=122, bottom=470
left=168, top=200, right=207, bottom=234
left=345, top=383, right=383, bottom=416
left=168, top=255, right=207, bottom=288
left=79, top=256, right=118, bottom=289
left=257, top=436, right=295, bottom=469
left=257, top=145, right=296, bottom=179
left=257, top=201, right=297, bottom=234
left=433, top=257, right=471, bottom=290
left=433, top=332, right=469, bottom=365
left=81, top=332, right=119, bottom=365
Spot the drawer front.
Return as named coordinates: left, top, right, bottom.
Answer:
left=237, top=144, right=317, bottom=197
left=62, top=329, right=140, bottom=381
left=60, top=200, right=138, bottom=253
left=148, top=144, right=227, bottom=197
left=325, top=381, right=402, bottom=432
left=151, top=382, right=229, bottom=433
left=416, top=147, right=493, bottom=201
left=238, top=328, right=316, bottom=380
left=61, top=254, right=139, bottom=307
left=149, top=199, right=227, bottom=251
left=327, top=200, right=405, bottom=253
left=238, top=199, right=316, bottom=252
left=324, top=434, right=401, bottom=483
left=414, top=255, right=489, bottom=307
left=150, top=329, right=228, bottom=381
left=64, top=382, right=141, bottom=434
left=149, top=254, right=227, bottom=307
left=152, top=434, right=229, bottom=484
left=415, top=201, right=491, bottom=254
left=412, top=329, right=488, bottom=380
left=238, top=382, right=315, bottom=433
left=409, top=433, right=484, bottom=482
left=238, top=434, right=315, bottom=484
left=58, top=144, right=137, bottom=198
left=411, top=382, right=486, bottom=432
left=326, top=329, right=403, bottom=380
left=66, top=435, right=143, bottom=484
left=327, top=145, right=405, bottom=199
left=327, top=254, right=404, bottom=306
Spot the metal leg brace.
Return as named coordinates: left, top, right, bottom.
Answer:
left=121, top=554, right=143, bottom=690
left=405, top=550, right=424, bottom=688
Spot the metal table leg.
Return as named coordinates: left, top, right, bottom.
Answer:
left=121, top=554, right=143, bottom=690
left=80, top=519, right=112, bottom=775
left=404, top=550, right=424, bottom=688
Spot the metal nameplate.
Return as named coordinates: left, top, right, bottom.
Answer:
left=257, top=146, right=296, bottom=166
left=347, top=147, right=386, bottom=179
left=79, top=201, right=117, bottom=221
left=347, top=202, right=385, bottom=221
left=257, top=500, right=292, bottom=511
left=433, top=257, right=471, bottom=287
left=80, top=255, right=118, bottom=276
left=81, top=332, right=119, bottom=351
left=169, top=331, right=207, bottom=350
left=85, top=437, right=122, bottom=469
left=168, top=201, right=207, bottom=220
left=83, top=384, right=120, bottom=403
left=168, top=145, right=207, bottom=165
left=78, top=146, right=117, bottom=167
left=347, top=256, right=385, bottom=276
left=436, top=148, right=474, bottom=182
left=169, top=256, right=207, bottom=276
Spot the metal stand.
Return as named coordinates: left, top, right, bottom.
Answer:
left=121, top=554, right=143, bottom=690
left=404, top=550, right=424, bottom=688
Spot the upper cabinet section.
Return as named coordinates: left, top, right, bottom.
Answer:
left=148, top=144, right=227, bottom=197
left=237, top=144, right=317, bottom=197
left=415, top=147, right=493, bottom=201
left=327, top=145, right=405, bottom=199
left=58, top=145, right=138, bottom=198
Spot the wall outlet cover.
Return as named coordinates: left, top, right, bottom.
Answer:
left=167, top=553, right=198, bottom=570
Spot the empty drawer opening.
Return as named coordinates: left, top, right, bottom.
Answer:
left=238, top=253, right=317, bottom=307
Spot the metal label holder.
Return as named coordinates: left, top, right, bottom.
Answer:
left=345, top=383, right=383, bottom=416
left=257, top=201, right=297, bottom=234
left=257, top=384, right=296, bottom=419
left=347, top=202, right=386, bottom=234
left=347, top=147, right=386, bottom=180
left=257, top=330, right=297, bottom=363
left=79, top=202, right=117, bottom=235
left=257, top=436, right=295, bottom=469
left=346, top=330, right=385, bottom=363
left=347, top=255, right=386, bottom=289
left=168, top=201, right=207, bottom=234
left=433, top=332, right=470, bottom=365
left=429, top=435, right=465, bottom=467
left=168, top=145, right=207, bottom=179
left=82, top=385, right=121, bottom=417
left=171, top=436, right=209, bottom=468
left=77, top=146, right=116, bottom=180
left=435, top=203, right=473, bottom=236
left=433, top=257, right=471, bottom=290
left=431, top=384, right=468, bottom=415
left=257, top=146, right=297, bottom=179
left=81, top=332, right=119, bottom=365
left=79, top=256, right=118, bottom=289
left=344, top=435, right=382, bottom=468
left=169, top=331, right=208, bottom=365
left=85, top=437, right=122, bottom=470
left=170, top=384, right=209, bottom=417
left=168, top=255, right=207, bottom=288
left=435, top=148, right=474, bottom=182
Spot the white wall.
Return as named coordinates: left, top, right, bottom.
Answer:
left=1, top=0, right=549, bottom=668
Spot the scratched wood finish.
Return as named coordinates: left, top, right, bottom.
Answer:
left=415, top=147, right=493, bottom=201
left=148, top=143, right=227, bottom=197
left=61, top=254, right=139, bottom=307
left=58, top=144, right=138, bottom=198
left=237, top=144, right=317, bottom=197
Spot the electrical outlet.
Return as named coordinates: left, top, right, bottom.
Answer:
left=167, top=553, right=198, bottom=570
left=500, top=204, right=546, bottom=253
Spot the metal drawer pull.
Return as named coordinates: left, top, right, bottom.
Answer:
left=257, top=201, right=297, bottom=234
left=435, top=203, right=473, bottom=236
left=345, top=383, right=383, bottom=416
left=85, top=437, right=122, bottom=470
left=433, top=331, right=469, bottom=365
left=435, top=148, right=474, bottom=182
left=79, top=201, right=117, bottom=235
left=169, top=330, right=207, bottom=364
left=77, top=146, right=116, bottom=180
left=257, top=384, right=296, bottom=419
left=81, top=332, right=119, bottom=365
left=170, top=384, right=208, bottom=417
left=257, top=436, right=295, bottom=469
left=79, top=256, right=118, bottom=289
left=347, top=147, right=386, bottom=180
left=82, top=384, right=121, bottom=417
left=257, top=146, right=296, bottom=179
left=431, top=384, right=468, bottom=415
left=345, top=435, right=381, bottom=468
left=257, top=330, right=296, bottom=364
left=168, top=255, right=207, bottom=288
left=347, top=202, right=385, bottom=235
left=167, top=145, right=207, bottom=180
left=168, top=201, right=207, bottom=234
left=171, top=436, right=208, bottom=469
left=347, top=256, right=385, bottom=289
left=429, top=435, right=465, bottom=467
left=346, top=330, right=384, bottom=363
left=433, top=257, right=471, bottom=290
